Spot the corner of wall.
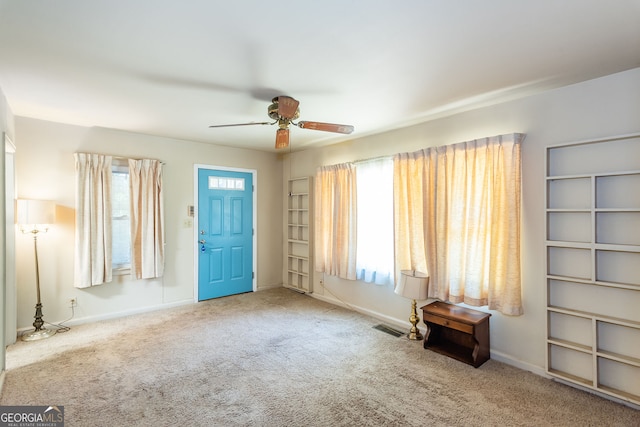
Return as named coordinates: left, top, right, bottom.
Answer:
left=0, top=86, right=15, bottom=372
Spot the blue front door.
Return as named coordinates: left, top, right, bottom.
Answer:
left=198, top=168, right=253, bottom=300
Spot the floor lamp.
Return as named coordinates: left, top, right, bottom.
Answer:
left=395, top=270, right=429, bottom=340
left=17, top=199, right=56, bottom=341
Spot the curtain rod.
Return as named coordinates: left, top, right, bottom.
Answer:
left=353, top=154, right=393, bottom=164
left=77, top=152, right=166, bottom=165
left=318, top=155, right=392, bottom=170
left=113, top=155, right=166, bottom=165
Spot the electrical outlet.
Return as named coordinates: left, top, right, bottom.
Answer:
left=68, top=298, right=77, bottom=308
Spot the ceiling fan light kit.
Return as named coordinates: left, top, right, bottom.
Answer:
left=209, top=96, right=354, bottom=149
left=275, top=129, right=289, bottom=150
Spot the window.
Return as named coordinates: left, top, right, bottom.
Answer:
left=314, top=133, right=523, bottom=315
left=74, top=153, right=164, bottom=287
left=355, top=157, right=394, bottom=285
left=209, top=176, right=245, bottom=190
left=394, top=133, right=524, bottom=315
left=111, top=161, right=131, bottom=271
left=314, top=159, right=394, bottom=285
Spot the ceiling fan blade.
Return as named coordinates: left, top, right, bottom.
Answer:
left=277, top=96, right=300, bottom=120
left=209, top=121, right=272, bottom=128
left=297, top=121, right=354, bottom=134
left=275, top=128, right=290, bottom=149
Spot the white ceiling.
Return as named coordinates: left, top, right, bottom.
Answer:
left=0, top=1, right=639, bottom=152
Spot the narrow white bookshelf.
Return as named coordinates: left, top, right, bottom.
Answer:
left=285, top=177, right=312, bottom=293
left=545, top=133, right=640, bottom=405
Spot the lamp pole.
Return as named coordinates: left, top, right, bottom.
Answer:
left=22, top=228, right=56, bottom=341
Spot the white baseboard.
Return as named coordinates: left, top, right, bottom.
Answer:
left=257, top=283, right=283, bottom=291
left=310, top=292, right=548, bottom=377
left=489, top=350, right=547, bottom=377
left=18, top=299, right=195, bottom=332
left=19, top=286, right=282, bottom=333
left=19, top=286, right=279, bottom=334
left=310, top=293, right=410, bottom=334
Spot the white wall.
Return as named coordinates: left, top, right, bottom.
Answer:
left=13, top=119, right=283, bottom=332
left=284, top=67, right=640, bottom=373
left=1, top=87, right=15, bottom=373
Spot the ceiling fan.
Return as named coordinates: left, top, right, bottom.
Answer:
left=209, top=96, right=354, bottom=149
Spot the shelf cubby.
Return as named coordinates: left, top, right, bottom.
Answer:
left=596, top=212, right=640, bottom=246
left=595, top=250, right=640, bottom=287
left=547, top=212, right=591, bottom=243
left=547, top=246, right=591, bottom=280
left=548, top=344, right=593, bottom=385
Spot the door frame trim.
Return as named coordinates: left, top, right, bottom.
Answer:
left=193, top=164, right=257, bottom=302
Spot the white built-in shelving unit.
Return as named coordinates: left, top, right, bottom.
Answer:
left=285, top=177, right=312, bottom=293
left=545, top=133, right=640, bottom=405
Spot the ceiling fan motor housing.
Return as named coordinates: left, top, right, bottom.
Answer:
left=268, top=97, right=299, bottom=121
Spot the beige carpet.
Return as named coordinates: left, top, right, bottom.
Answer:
left=1, top=288, right=637, bottom=426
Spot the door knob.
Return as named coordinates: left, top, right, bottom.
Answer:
left=199, top=239, right=206, bottom=244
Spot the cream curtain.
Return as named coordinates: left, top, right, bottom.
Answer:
left=314, top=163, right=357, bottom=280
left=393, top=151, right=432, bottom=281
left=129, top=159, right=165, bottom=279
left=74, top=153, right=113, bottom=288
left=394, top=133, right=524, bottom=315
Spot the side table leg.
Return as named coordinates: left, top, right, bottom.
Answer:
left=471, top=339, right=480, bottom=366
left=423, top=323, right=432, bottom=349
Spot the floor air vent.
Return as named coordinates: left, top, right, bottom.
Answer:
left=373, top=324, right=405, bottom=337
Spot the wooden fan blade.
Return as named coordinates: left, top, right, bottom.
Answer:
left=275, top=128, right=289, bottom=149
left=209, top=121, right=272, bottom=128
left=297, top=121, right=354, bottom=134
left=277, top=96, right=300, bottom=120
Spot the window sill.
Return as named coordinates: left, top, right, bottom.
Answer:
left=113, top=267, right=131, bottom=276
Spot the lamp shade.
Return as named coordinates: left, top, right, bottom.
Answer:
left=16, top=199, right=56, bottom=226
left=395, top=270, right=429, bottom=300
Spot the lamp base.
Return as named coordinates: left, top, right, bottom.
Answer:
left=407, top=299, right=424, bottom=341
left=407, top=329, right=423, bottom=341
left=22, top=327, right=56, bottom=342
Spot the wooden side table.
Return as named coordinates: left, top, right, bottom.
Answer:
left=421, top=301, right=491, bottom=368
